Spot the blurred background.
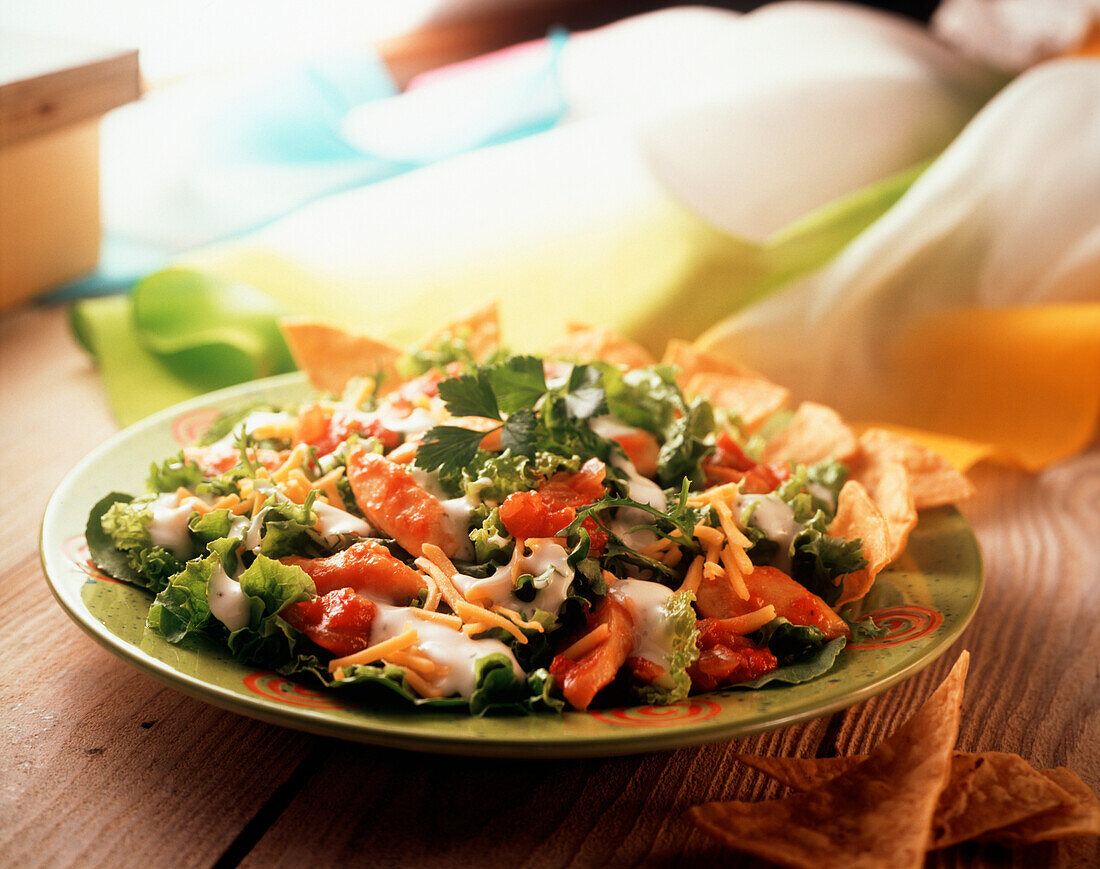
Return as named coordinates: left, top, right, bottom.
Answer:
left=3, top=2, right=943, bottom=85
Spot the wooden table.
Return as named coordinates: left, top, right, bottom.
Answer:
left=1, top=304, right=1096, bottom=868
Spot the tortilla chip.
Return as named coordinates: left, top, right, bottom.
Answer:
left=737, top=751, right=1074, bottom=850
left=661, top=339, right=765, bottom=389
left=421, top=300, right=500, bottom=362
left=688, top=372, right=789, bottom=432
left=688, top=652, right=968, bottom=869
left=854, top=428, right=975, bottom=510
left=828, top=480, right=892, bottom=606
left=545, top=323, right=655, bottom=369
left=979, top=767, right=1100, bottom=844
left=862, top=460, right=918, bottom=563
left=761, top=401, right=859, bottom=466
left=280, top=318, right=401, bottom=395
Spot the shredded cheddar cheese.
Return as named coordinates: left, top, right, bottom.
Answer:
left=327, top=626, right=418, bottom=673
left=560, top=623, right=610, bottom=660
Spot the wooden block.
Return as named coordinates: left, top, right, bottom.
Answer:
left=0, top=31, right=140, bottom=147
left=0, top=119, right=101, bottom=309
left=0, top=31, right=139, bottom=309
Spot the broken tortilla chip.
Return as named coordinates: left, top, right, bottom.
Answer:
left=736, top=751, right=1074, bottom=850
left=545, top=322, right=656, bottom=369
left=688, top=652, right=968, bottom=869
left=661, top=339, right=766, bottom=389
left=978, top=767, right=1100, bottom=844
left=828, top=480, right=892, bottom=606
left=862, top=460, right=918, bottom=563
left=762, top=401, right=859, bottom=466
left=854, top=428, right=975, bottom=510
left=279, top=318, right=401, bottom=395
left=421, top=300, right=500, bottom=362
left=688, top=372, right=789, bottom=432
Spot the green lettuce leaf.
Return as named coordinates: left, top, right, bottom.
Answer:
left=85, top=493, right=145, bottom=586
left=147, top=556, right=215, bottom=643
left=735, top=635, right=847, bottom=689
left=147, top=452, right=203, bottom=493
left=631, top=590, right=700, bottom=705
left=224, top=556, right=316, bottom=670
left=790, top=518, right=867, bottom=606
left=330, top=654, right=562, bottom=716
left=92, top=494, right=182, bottom=591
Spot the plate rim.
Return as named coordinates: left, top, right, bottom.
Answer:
left=40, top=372, right=984, bottom=758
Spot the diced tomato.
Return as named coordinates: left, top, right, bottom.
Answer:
left=498, top=458, right=609, bottom=555
left=280, top=539, right=426, bottom=604
left=541, top=457, right=607, bottom=505
left=688, top=629, right=778, bottom=691
left=283, top=587, right=377, bottom=657
left=294, top=404, right=400, bottom=456
left=610, top=429, right=660, bottom=478
left=183, top=443, right=287, bottom=476
left=346, top=447, right=462, bottom=558
left=707, top=431, right=755, bottom=474
left=549, top=595, right=634, bottom=710
left=740, top=462, right=790, bottom=494
left=499, top=491, right=575, bottom=539
left=626, top=655, right=666, bottom=685
left=695, top=565, right=848, bottom=640
left=703, top=431, right=790, bottom=492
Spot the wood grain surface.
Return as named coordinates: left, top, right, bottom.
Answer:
left=1, top=305, right=1096, bottom=868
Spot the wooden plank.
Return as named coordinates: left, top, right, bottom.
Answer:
left=0, top=31, right=140, bottom=146
left=0, top=307, right=314, bottom=867
left=2, top=305, right=1097, bottom=867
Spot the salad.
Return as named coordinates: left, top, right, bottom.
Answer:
left=85, top=314, right=969, bottom=716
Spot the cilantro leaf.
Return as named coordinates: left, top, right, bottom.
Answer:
left=488, top=356, right=547, bottom=413
left=416, top=425, right=493, bottom=474
left=438, top=370, right=501, bottom=420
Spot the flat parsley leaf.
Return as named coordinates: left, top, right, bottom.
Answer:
left=416, top=425, right=491, bottom=473
left=562, top=364, right=607, bottom=419
left=438, top=371, right=501, bottom=420
left=500, top=409, right=537, bottom=457
left=488, top=356, right=547, bottom=413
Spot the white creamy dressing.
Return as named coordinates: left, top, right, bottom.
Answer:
left=239, top=411, right=295, bottom=433
left=607, top=448, right=667, bottom=550
left=240, top=507, right=271, bottom=553
left=371, top=604, right=523, bottom=698
left=452, top=538, right=574, bottom=615
left=610, top=579, right=675, bottom=689
left=409, top=467, right=478, bottom=561
left=207, top=561, right=251, bottom=632
left=313, top=500, right=373, bottom=545
left=147, top=493, right=195, bottom=559
left=373, top=405, right=438, bottom=437
left=738, top=493, right=801, bottom=568
left=206, top=411, right=296, bottom=448
left=588, top=415, right=642, bottom=441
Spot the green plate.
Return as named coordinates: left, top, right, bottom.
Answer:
left=41, top=373, right=983, bottom=758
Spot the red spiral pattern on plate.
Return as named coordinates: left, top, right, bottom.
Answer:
left=171, top=407, right=221, bottom=446
left=589, top=699, right=721, bottom=728
left=846, top=605, right=944, bottom=650
left=63, top=534, right=121, bottom=584
left=243, top=672, right=350, bottom=709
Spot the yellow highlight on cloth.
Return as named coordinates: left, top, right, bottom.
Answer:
left=872, top=304, right=1100, bottom=471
